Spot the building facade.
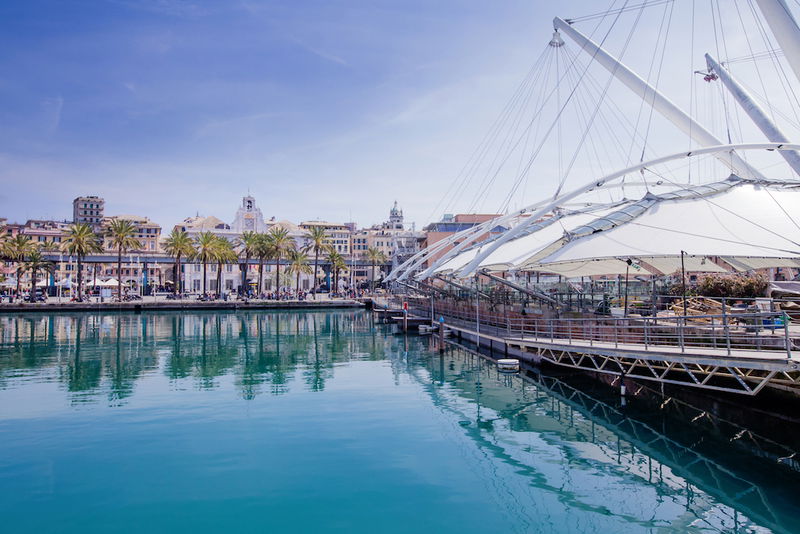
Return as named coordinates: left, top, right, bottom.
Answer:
left=72, top=196, right=105, bottom=227
left=231, top=195, right=269, bottom=234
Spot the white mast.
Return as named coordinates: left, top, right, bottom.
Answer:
left=754, top=0, right=800, bottom=83
left=705, top=53, right=800, bottom=176
left=553, top=17, right=766, bottom=181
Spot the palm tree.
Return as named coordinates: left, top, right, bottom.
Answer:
left=163, top=229, right=195, bottom=295
left=287, top=249, right=312, bottom=297
left=254, top=232, right=271, bottom=295
left=213, top=237, right=237, bottom=298
left=37, top=241, right=60, bottom=253
left=22, top=250, right=55, bottom=299
left=3, top=235, right=36, bottom=299
left=106, top=219, right=143, bottom=301
left=364, top=247, right=388, bottom=294
left=265, top=227, right=294, bottom=297
left=303, top=226, right=327, bottom=300
left=61, top=223, right=102, bottom=302
left=193, top=231, right=219, bottom=296
left=237, top=231, right=260, bottom=296
left=327, top=249, right=345, bottom=295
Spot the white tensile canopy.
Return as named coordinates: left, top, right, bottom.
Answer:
left=431, top=205, right=628, bottom=276
left=536, top=184, right=800, bottom=275
left=419, top=181, right=800, bottom=280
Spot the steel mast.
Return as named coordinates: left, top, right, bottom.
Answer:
left=553, top=17, right=766, bottom=181
left=754, top=0, right=800, bottom=83
left=705, top=53, right=800, bottom=176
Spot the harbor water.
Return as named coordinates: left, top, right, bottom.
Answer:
left=0, top=310, right=798, bottom=533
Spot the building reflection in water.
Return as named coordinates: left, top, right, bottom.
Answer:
left=1, top=310, right=799, bottom=532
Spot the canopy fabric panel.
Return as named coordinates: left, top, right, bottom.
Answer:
left=434, top=210, right=612, bottom=275
left=540, top=184, right=800, bottom=264
left=527, top=258, right=637, bottom=277
left=640, top=255, right=728, bottom=275
left=722, top=256, right=800, bottom=271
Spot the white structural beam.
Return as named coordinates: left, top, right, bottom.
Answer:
left=553, top=17, right=766, bottom=182
left=755, top=0, right=800, bottom=83
left=706, top=53, right=800, bottom=176
left=453, top=143, right=800, bottom=278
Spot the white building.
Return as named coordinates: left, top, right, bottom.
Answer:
left=231, top=195, right=269, bottom=233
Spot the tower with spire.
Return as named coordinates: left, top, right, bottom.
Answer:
left=389, top=201, right=403, bottom=230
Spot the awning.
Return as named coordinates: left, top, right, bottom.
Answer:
left=540, top=184, right=800, bottom=265
left=721, top=256, right=800, bottom=271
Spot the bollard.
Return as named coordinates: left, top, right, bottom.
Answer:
left=439, top=316, right=445, bottom=353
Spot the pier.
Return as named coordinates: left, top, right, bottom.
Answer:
left=376, top=295, right=800, bottom=396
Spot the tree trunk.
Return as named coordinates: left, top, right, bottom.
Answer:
left=296, top=269, right=300, bottom=297
left=371, top=260, right=376, bottom=294
left=258, top=260, right=264, bottom=295
left=202, top=260, right=207, bottom=295
left=15, top=262, right=21, bottom=301
left=274, top=255, right=281, bottom=299
left=217, top=261, right=223, bottom=298
left=313, top=249, right=319, bottom=300
left=77, top=255, right=84, bottom=302
left=30, top=267, right=37, bottom=299
left=117, top=247, right=123, bottom=301
left=241, top=253, right=249, bottom=295
left=174, top=254, right=181, bottom=295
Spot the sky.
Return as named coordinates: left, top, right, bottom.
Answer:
left=2, top=0, right=799, bottom=232
left=0, top=0, right=570, bottom=230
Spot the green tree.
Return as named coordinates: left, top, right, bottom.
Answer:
left=193, top=231, right=219, bottom=295
left=22, top=250, right=55, bottom=299
left=237, top=231, right=260, bottom=296
left=265, top=227, right=294, bottom=297
left=61, top=223, right=102, bottom=302
left=327, top=249, right=346, bottom=295
left=287, top=249, right=312, bottom=296
left=106, top=219, right=143, bottom=300
left=3, top=235, right=36, bottom=299
left=253, top=233, right=271, bottom=295
left=37, top=241, right=60, bottom=253
left=364, top=247, right=387, bottom=294
left=163, top=229, right=195, bottom=295
left=303, top=226, right=327, bottom=300
left=213, top=237, right=237, bottom=298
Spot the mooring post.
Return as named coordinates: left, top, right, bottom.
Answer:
left=785, top=312, right=792, bottom=359
left=439, top=316, right=445, bottom=353
left=403, top=308, right=408, bottom=333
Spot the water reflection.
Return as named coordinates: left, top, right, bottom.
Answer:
left=0, top=311, right=387, bottom=403
left=0, top=311, right=798, bottom=533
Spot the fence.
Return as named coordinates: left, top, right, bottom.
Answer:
left=392, top=295, right=795, bottom=357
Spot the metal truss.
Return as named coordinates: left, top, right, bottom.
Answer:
left=510, top=341, right=800, bottom=396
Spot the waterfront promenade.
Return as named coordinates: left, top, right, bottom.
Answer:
left=0, top=294, right=366, bottom=312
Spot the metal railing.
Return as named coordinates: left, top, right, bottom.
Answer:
left=393, top=296, right=795, bottom=358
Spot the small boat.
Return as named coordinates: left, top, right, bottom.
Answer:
left=497, top=359, right=520, bottom=373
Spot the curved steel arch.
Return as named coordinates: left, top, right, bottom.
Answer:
left=431, top=143, right=800, bottom=279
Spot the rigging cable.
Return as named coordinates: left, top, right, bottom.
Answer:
left=552, top=0, right=646, bottom=200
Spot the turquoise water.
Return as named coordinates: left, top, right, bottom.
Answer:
left=0, top=310, right=798, bottom=533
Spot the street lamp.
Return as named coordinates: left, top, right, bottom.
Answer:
left=680, top=250, right=688, bottom=317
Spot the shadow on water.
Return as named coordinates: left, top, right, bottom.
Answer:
left=0, top=310, right=799, bottom=532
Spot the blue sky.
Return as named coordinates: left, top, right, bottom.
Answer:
left=3, top=0, right=797, bottom=232
left=0, top=0, right=566, bottom=230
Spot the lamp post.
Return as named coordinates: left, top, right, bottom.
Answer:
left=680, top=250, right=688, bottom=317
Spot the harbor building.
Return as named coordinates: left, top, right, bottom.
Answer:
left=231, top=195, right=270, bottom=234
left=72, top=196, right=105, bottom=227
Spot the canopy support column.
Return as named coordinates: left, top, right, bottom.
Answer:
left=553, top=17, right=766, bottom=181
left=754, top=0, right=800, bottom=83
left=706, top=53, right=800, bottom=176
